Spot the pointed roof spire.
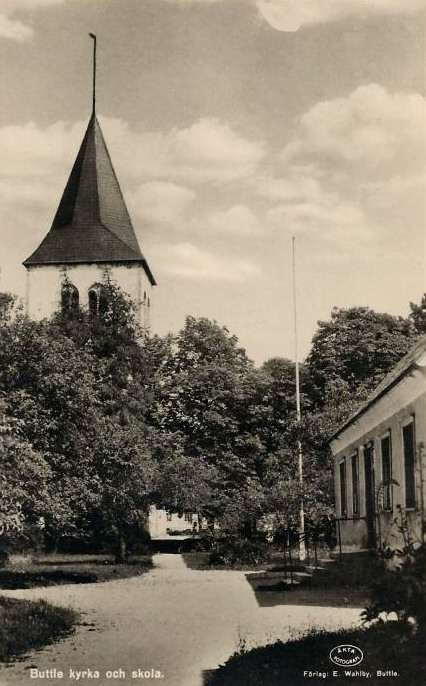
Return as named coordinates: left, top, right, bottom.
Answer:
left=24, top=36, right=156, bottom=286
left=89, top=33, right=96, bottom=116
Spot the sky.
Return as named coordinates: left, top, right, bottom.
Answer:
left=0, top=0, right=425, bottom=364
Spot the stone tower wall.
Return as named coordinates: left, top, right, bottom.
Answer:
left=26, top=262, right=153, bottom=326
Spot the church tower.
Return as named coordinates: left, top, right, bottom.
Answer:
left=23, top=35, right=155, bottom=323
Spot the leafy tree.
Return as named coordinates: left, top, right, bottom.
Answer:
left=0, top=401, right=51, bottom=561
left=90, top=418, right=156, bottom=561
left=305, top=306, right=417, bottom=406
left=153, top=317, right=265, bottom=532
left=410, top=293, right=426, bottom=334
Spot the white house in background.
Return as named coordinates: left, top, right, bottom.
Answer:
left=148, top=507, right=198, bottom=539
left=330, top=334, right=426, bottom=552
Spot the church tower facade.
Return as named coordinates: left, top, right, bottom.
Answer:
left=24, top=37, right=155, bottom=324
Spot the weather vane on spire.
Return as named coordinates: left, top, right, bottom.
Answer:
left=89, top=33, right=97, bottom=116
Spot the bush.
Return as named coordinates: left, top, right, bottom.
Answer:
left=362, top=543, right=426, bottom=631
left=205, top=621, right=425, bottom=686
left=208, top=537, right=269, bottom=567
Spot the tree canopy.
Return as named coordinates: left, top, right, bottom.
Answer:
left=0, top=283, right=423, bottom=551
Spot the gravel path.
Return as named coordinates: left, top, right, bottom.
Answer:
left=0, top=554, right=363, bottom=686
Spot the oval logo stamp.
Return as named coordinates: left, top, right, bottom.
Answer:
left=329, top=645, right=364, bottom=667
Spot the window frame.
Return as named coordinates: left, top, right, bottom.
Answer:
left=402, top=416, right=416, bottom=510
left=339, top=459, right=347, bottom=519
left=351, top=451, right=360, bottom=517
left=380, top=430, right=393, bottom=512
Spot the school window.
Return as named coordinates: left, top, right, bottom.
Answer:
left=403, top=419, right=416, bottom=509
left=339, top=460, right=347, bottom=518
left=184, top=513, right=193, bottom=523
left=381, top=433, right=392, bottom=511
left=351, top=452, right=359, bottom=516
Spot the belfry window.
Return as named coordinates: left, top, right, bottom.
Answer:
left=88, top=285, right=109, bottom=316
left=61, top=283, right=79, bottom=313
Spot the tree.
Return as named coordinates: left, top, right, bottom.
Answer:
left=305, top=306, right=417, bottom=407
left=0, top=283, right=160, bottom=557
left=0, top=401, right=51, bottom=560
left=49, top=277, right=161, bottom=559
left=91, top=418, right=157, bottom=562
left=153, top=317, right=265, bottom=532
left=410, top=294, right=426, bottom=334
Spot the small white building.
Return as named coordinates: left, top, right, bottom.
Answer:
left=148, top=507, right=198, bottom=539
left=330, top=335, right=426, bottom=552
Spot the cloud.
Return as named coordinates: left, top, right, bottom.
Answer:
left=200, top=205, right=263, bottom=236
left=0, top=13, right=33, bottom=41
left=163, top=0, right=224, bottom=3
left=256, top=0, right=424, bottom=32
left=129, top=182, right=196, bottom=224
left=102, top=116, right=265, bottom=185
left=282, top=85, right=425, bottom=177
left=158, top=243, right=261, bottom=282
left=266, top=194, right=377, bottom=247
left=0, top=0, right=65, bottom=42
left=255, top=173, right=325, bottom=203
left=0, top=120, right=85, bottom=178
left=262, top=84, right=424, bottom=256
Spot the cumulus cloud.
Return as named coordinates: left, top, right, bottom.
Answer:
left=163, top=0, right=224, bottom=4
left=0, top=0, right=64, bottom=41
left=264, top=84, right=424, bottom=255
left=0, top=120, right=85, bottom=178
left=266, top=194, right=377, bottom=247
left=282, top=85, right=425, bottom=177
left=255, top=173, right=325, bottom=203
left=256, top=0, right=424, bottom=32
left=158, top=242, right=261, bottom=282
left=129, top=182, right=196, bottom=224
left=0, top=13, right=33, bottom=41
left=200, top=205, right=263, bottom=236
left=102, top=116, right=265, bottom=185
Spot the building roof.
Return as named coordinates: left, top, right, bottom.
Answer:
left=23, top=115, right=156, bottom=285
left=330, top=333, right=426, bottom=442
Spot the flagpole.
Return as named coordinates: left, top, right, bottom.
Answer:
left=292, top=236, right=306, bottom=562
left=89, top=33, right=97, bottom=116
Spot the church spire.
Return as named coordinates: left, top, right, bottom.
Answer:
left=89, top=33, right=97, bottom=117
left=23, top=35, right=156, bottom=287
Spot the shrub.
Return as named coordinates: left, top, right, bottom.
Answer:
left=205, top=621, right=425, bottom=686
left=208, top=537, right=269, bottom=567
left=362, top=543, right=425, bottom=631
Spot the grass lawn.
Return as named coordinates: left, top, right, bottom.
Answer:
left=0, top=596, right=77, bottom=662
left=0, top=554, right=153, bottom=589
left=205, top=622, right=425, bottom=686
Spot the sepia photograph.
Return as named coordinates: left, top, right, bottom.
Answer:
left=0, top=1, right=425, bottom=685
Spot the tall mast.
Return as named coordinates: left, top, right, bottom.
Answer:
left=89, top=33, right=97, bottom=116
left=292, top=236, right=306, bottom=562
